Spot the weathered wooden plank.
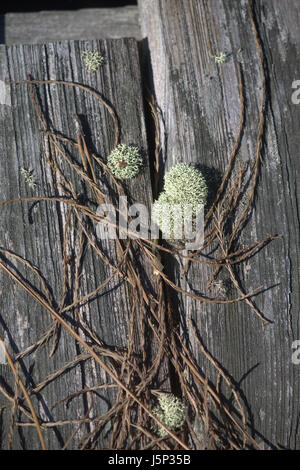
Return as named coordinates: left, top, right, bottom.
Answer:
left=139, top=0, right=300, bottom=449
left=1, top=7, right=141, bottom=45
left=0, top=38, right=168, bottom=449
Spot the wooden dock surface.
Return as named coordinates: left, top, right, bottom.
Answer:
left=139, top=0, right=300, bottom=449
left=0, top=0, right=299, bottom=449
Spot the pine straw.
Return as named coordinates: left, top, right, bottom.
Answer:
left=0, top=1, right=279, bottom=450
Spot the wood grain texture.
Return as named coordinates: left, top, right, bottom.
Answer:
left=0, top=38, right=167, bottom=449
left=2, top=7, right=141, bottom=45
left=139, top=0, right=300, bottom=449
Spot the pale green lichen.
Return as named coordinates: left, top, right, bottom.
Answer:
left=107, top=144, right=143, bottom=180
left=152, top=163, right=208, bottom=241
left=214, top=51, right=227, bottom=64
left=163, top=163, right=207, bottom=208
left=20, top=167, right=37, bottom=189
left=82, top=50, right=104, bottom=72
left=152, top=393, right=185, bottom=437
left=152, top=191, right=187, bottom=241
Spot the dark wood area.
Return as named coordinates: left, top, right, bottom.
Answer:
left=139, top=0, right=300, bottom=449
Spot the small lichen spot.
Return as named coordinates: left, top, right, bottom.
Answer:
left=20, top=167, right=37, bottom=189
left=82, top=50, right=104, bottom=72
left=214, top=52, right=227, bottom=64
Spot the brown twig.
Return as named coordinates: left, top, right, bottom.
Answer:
left=0, top=338, right=46, bottom=450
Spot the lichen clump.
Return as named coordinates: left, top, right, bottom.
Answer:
left=152, top=393, right=185, bottom=437
left=152, top=163, right=208, bottom=241
left=82, top=50, right=104, bottom=72
left=20, top=167, right=37, bottom=189
left=107, top=144, right=143, bottom=180
left=214, top=51, right=227, bottom=64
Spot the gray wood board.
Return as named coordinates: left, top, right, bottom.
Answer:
left=1, top=7, right=141, bottom=45
left=139, top=0, right=300, bottom=449
left=0, top=38, right=163, bottom=449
